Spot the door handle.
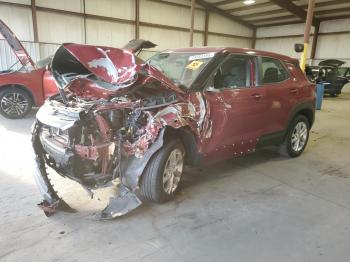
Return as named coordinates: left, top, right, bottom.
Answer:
left=289, top=88, right=298, bottom=94
left=251, top=93, right=263, bottom=100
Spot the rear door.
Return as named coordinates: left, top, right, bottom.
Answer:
left=202, top=54, right=268, bottom=160
left=258, top=56, right=299, bottom=134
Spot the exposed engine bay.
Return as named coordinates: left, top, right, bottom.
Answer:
left=32, top=42, right=207, bottom=219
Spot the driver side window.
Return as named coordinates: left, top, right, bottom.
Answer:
left=213, top=56, right=252, bottom=89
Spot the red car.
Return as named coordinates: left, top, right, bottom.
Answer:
left=32, top=43, right=316, bottom=219
left=0, top=20, right=57, bottom=119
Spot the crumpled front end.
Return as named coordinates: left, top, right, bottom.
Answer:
left=32, top=43, right=197, bottom=219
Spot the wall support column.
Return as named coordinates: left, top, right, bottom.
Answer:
left=135, top=0, right=140, bottom=39
left=310, top=21, right=320, bottom=63
left=189, top=0, right=196, bottom=47
left=300, top=0, right=316, bottom=71
left=83, top=0, right=87, bottom=44
left=31, top=0, right=38, bottom=42
left=252, top=28, right=257, bottom=49
left=204, top=9, right=209, bottom=46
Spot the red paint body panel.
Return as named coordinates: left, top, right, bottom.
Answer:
left=0, top=20, right=58, bottom=107
left=0, top=66, right=58, bottom=107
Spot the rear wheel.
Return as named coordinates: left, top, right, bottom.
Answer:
left=279, top=115, right=310, bottom=157
left=0, top=87, right=33, bottom=119
left=138, top=139, right=185, bottom=203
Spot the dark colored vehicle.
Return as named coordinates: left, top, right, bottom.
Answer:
left=307, top=60, right=349, bottom=97
left=32, top=43, right=316, bottom=219
left=338, top=67, right=350, bottom=81
left=0, top=19, right=58, bottom=119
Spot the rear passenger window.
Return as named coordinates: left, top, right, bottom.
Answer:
left=261, top=57, right=289, bottom=84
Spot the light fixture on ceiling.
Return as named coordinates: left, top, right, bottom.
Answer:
left=243, top=0, right=256, bottom=5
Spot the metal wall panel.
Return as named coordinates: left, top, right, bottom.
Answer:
left=208, top=34, right=252, bottom=48
left=39, top=43, right=60, bottom=59
left=319, top=18, right=350, bottom=33
left=0, top=40, right=39, bottom=70
left=86, top=18, right=134, bottom=48
left=256, top=19, right=350, bottom=66
left=85, top=0, right=135, bottom=20
left=0, top=3, right=34, bottom=41
left=3, top=0, right=30, bottom=4
left=255, top=36, right=313, bottom=59
left=140, top=0, right=205, bottom=30
left=256, top=23, right=314, bottom=38
left=208, top=13, right=253, bottom=37
left=36, top=0, right=83, bottom=12
left=139, top=26, right=203, bottom=51
left=37, top=11, right=84, bottom=44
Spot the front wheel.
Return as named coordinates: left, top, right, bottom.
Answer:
left=138, top=139, right=185, bottom=203
left=0, top=87, right=33, bottom=119
left=279, top=115, right=310, bottom=157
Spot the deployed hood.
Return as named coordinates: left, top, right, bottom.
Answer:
left=51, top=43, right=184, bottom=99
left=123, top=39, right=157, bottom=53
left=319, top=59, right=345, bottom=68
left=0, top=19, right=35, bottom=68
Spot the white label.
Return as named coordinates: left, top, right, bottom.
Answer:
left=189, top=52, right=215, bottom=61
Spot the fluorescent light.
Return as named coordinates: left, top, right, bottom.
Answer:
left=243, top=0, right=256, bottom=5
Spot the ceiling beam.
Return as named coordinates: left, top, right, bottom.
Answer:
left=247, top=6, right=350, bottom=24
left=236, top=0, right=350, bottom=20
left=269, top=0, right=319, bottom=26
left=320, top=14, right=350, bottom=21
left=248, top=14, right=297, bottom=24
left=212, top=0, right=242, bottom=6
left=225, top=2, right=274, bottom=13
left=316, top=7, right=350, bottom=17
left=255, top=20, right=303, bottom=28
left=194, top=0, right=255, bottom=28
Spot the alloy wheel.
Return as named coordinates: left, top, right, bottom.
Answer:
left=1, top=92, right=29, bottom=117
left=291, top=121, right=308, bottom=152
left=162, top=148, right=184, bottom=194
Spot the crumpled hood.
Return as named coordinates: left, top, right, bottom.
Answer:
left=51, top=43, right=184, bottom=97
left=56, top=43, right=138, bottom=85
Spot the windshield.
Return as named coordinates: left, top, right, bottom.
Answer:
left=147, top=51, right=216, bottom=88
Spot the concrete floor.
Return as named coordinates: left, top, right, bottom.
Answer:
left=1, top=88, right=350, bottom=262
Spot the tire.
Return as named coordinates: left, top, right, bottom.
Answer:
left=279, top=115, right=310, bottom=158
left=330, top=93, right=339, bottom=97
left=0, top=87, right=33, bottom=119
left=138, top=139, right=185, bottom=203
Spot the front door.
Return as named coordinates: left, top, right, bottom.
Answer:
left=201, top=54, right=268, bottom=161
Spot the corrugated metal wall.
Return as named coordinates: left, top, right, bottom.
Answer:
left=255, top=18, right=350, bottom=66
left=0, top=0, right=254, bottom=70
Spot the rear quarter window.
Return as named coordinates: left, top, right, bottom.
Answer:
left=261, top=57, right=289, bottom=84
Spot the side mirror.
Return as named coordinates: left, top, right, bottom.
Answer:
left=294, top=43, right=304, bottom=53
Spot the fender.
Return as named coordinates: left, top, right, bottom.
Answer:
left=286, top=101, right=315, bottom=130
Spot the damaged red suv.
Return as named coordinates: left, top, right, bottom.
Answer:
left=32, top=42, right=315, bottom=219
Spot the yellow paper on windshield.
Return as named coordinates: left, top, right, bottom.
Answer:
left=186, top=60, right=204, bottom=70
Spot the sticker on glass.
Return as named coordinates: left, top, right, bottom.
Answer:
left=186, top=60, right=204, bottom=70
left=189, top=52, right=215, bottom=61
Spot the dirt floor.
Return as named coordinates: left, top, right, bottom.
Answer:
left=0, top=88, right=350, bottom=262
